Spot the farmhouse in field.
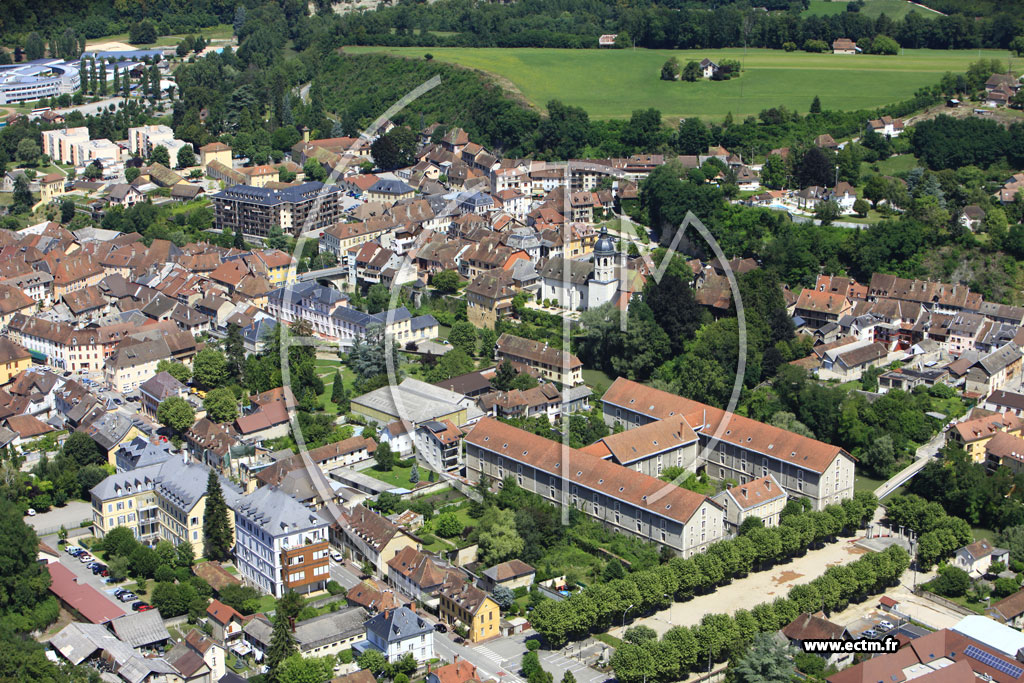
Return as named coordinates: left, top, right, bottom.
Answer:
left=598, top=34, right=618, bottom=48
left=699, top=58, right=719, bottom=79
left=866, top=116, right=904, bottom=138
left=832, top=38, right=857, bottom=54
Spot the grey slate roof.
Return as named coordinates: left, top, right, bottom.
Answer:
left=156, top=457, right=244, bottom=513
left=365, top=605, right=433, bottom=643
left=139, top=371, right=185, bottom=400
left=111, top=609, right=171, bottom=648
left=244, top=606, right=368, bottom=652
left=116, top=436, right=175, bottom=471
left=90, top=462, right=163, bottom=500
left=50, top=622, right=177, bottom=683
left=233, top=485, right=325, bottom=538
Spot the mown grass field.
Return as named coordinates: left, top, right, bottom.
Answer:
left=803, top=0, right=942, bottom=21
left=345, top=46, right=1009, bottom=120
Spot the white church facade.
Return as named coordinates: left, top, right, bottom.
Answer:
left=536, top=229, right=620, bottom=311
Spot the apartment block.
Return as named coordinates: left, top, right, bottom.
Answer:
left=233, top=486, right=330, bottom=597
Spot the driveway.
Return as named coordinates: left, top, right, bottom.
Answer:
left=41, top=533, right=131, bottom=614
left=27, top=500, right=91, bottom=535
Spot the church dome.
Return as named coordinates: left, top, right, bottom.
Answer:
left=594, top=229, right=616, bottom=256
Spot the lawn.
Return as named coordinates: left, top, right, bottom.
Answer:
left=854, top=472, right=887, bottom=495
left=582, top=368, right=616, bottom=393
left=860, top=153, right=920, bottom=178
left=343, top=46, right=1010, bottom=120
left=363, top=462, right=432, bottom=489
left=803, top=0, right=942, bottom=21
left=86, top=24, right=234, bottom=49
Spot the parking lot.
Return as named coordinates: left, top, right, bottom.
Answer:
left=26, top=501, right=91, bottom=535
left=45, top=535, right=135, bottom=614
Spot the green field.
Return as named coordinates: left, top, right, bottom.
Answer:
left=346, top=46, right=1008, bottom=120
left=803, top=0, right=942, bottom=20
left=86, top=24, right=234, bottom=49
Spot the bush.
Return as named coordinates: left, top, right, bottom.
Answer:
left=326, top=580, right=345, bottom=596
left=526, top=639, right=541, bottom=651
left=929, top=565, right=970, bottom=598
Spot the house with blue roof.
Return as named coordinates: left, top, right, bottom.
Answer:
left=365, top=179, right=415, bottom=202
left=358, top=606, right=434, bottom=662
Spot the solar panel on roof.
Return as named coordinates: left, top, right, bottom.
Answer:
left=964, top=644, right=1024, bottom=678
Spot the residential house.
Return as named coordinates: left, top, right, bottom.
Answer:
left=234, top=485, right=331, bottom=597
left=781, top=613, right=852, bottom=670
left=699, top=58, right=719, bottom=78
left=206, top=600, right=245, bottom=643
left=866, top=116, right=905, bottom=138
left=347, top=579, right=400, bottom=614
left=438, top=577, right=500, bottom=643
left=478, top=559, right=535, bottom=592
left=713, top=474, right=787, bottom=534
left=832, top=38, right=857, bottom=54
left=415, top=420, right=464, bottom=473
left=0, top=336, right=31, bottom=385
left=138, top=371, right=187, bottom=419
left=953, top=539, right=1009, bottom=578
left=988, top=588, right=1024, bottom=629
left=387, top=546, right=455, bottom=603
left=361, top=606, right=434, bottom=662
left=333, top=504, right=420, bottom=577
left=950, top=411, right=1023, bottom=464
left=495, top=333, right=583, bottom=386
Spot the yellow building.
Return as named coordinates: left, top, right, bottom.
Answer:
left=438, top=578, right=500, bottom=643
left=241, top=164, right=280, bottom=188
left=253, top=249, right=297, bottom=286
left=200, top=142, right=233, bottom=170
left=0, top=336, right=31, bottom=385
left=153, top=458, right=238, bottom=557
left=951, top=411, right=1023, bottom=464
left=90, top=466, right=162, bottom=543
left=39, top=173, right=66, bottom=204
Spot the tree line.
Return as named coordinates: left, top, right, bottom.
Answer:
left=325, top=0, right=1024, bottom=52
left=608, top=544, right=909, bottom=683
left=529, top=491, right=879, bottom=648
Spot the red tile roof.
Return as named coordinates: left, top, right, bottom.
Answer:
left=47, top=562, right=125, bottom=624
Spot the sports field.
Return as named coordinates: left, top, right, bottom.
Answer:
left=803, top=0, right=942, bottom=20
left=345, top=46, right=1006, bottom=120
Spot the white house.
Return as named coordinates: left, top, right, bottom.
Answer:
left=360, top=607, right=434, bottom=662
left=953, top=539, right=1009, bottom=578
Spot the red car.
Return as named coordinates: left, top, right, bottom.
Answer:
left=138, top=605, right=155, bottom=612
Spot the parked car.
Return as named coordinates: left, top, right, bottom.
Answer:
left=78, top=554, right=93, bottom=563
left=433, top=623, right=448, bottom=633
left=131, top=601, right=148, bottom=611
left=113, top=589, right=128, bottom=597
left=66, top=547, right=82, bottom=556
left=137, top=604, right=155, bottom=612
left=86, top=561, right=99, bottom=570
left=91, top=565, right=107, bottom=575
left=26, top=508, right=36, bottom=516
left=878, top=620, right=895, bottom=631
left=118, top=593, right=137, bottom=603
left=454, top=636, right=465, bottom=645
left=861, top=629, right=878, bottom=639
left=330, top=550, right=343, bottom=562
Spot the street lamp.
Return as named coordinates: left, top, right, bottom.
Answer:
left=622, top=603, right=634, bottom=628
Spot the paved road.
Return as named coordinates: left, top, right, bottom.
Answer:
left=329, top=560, right=364, bottom=591
left=41, top=533, right=131, bottom=614
left=27, top=501, right=92, bottom=535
